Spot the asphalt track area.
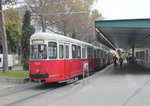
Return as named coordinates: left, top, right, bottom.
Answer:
left=0, top=82, right=79, bottom=106
left=0, top=75, right=86, bottom=106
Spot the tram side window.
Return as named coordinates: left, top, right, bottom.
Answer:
left=94, top=50, right=96, bottom=59
left=105, top=53, right=107, bottom=58
left=77, top=46, right=81, bottom=58
left=97, top=50, right=100, bottom=59
left=48, top=42, right=57, bottom=59
left=65, top=45, right=69, bottom=59
left=82, top=47, right=86, bottom=59
left=100, top=52, right=103, bottom=58
left=91, top=48, right=93, bottom=58
left=87, top=48, right=90, bottom=58
left=72, top=45, right=76, bottom=59
left=59, top=45, right=64, bottom=59
left=87, top=47, right=93, bottom=59
left=99, top=50, right=101, bottom=58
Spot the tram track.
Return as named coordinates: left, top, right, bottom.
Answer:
left=6, top=82, right=82, bottom=106
left=0, top=83, right=37, bottom=97
left=0, top=82, right=67, bottom=97
left=0, top=83, right=68, bottom=106
left=5, top=87, right=56, bottom=106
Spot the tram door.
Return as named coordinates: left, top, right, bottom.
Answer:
left=64, top=44, right=70, bottom=79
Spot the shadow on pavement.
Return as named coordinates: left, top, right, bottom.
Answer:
left=112, top=62, right=150, bottom=75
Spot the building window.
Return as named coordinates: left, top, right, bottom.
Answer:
left=142, top=51, right=145, bottom=60
left=136, top=52, right=138, bottom=59
left=146, top=50, right=148, bottom=61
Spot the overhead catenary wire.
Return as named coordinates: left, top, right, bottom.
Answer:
left=32, top=11, right=89, bottom=16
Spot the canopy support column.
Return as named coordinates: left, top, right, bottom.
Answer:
left=132, top=44, right=134, bottom=63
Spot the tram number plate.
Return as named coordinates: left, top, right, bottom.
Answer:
left=34, top=79, right=41, bottom=83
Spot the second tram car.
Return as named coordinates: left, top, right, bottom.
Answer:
left=29, top=33, right=112, bottom=83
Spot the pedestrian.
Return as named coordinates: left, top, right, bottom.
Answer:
left=126, top=56, right=129, bottom=62
left=119, top=57, right=123, bottom=69
left=113, top=55, right=118, bottom=67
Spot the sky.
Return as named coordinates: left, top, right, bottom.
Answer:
left=94, top=0, right=150, bottom=20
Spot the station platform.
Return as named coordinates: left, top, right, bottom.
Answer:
left=52, top=62, right=150, bottom=106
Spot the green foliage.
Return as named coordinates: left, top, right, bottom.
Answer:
left=0, top=70, right=29, bottom=78
left=14, top=64, right=23, bottom=66
left=4, top=8, right=21, bottom=53
left=90, top=9, right=102, bottom=20
left=22, top=58, right=29, bottom=70
left=22, top=11, right=31, bottom=31
left=21, top=10, right=35, bottom=70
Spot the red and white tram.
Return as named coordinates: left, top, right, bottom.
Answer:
left=29, top=33, right=112, bottom=83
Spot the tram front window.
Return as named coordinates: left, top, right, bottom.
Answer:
left=31, top=45, right=47, bottom=59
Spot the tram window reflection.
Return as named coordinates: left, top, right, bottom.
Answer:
left=48, top=42, right=57, bottom=59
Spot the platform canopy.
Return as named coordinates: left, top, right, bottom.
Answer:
left=95, top=19, right=150, bottom=50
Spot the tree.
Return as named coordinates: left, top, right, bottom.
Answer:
left=72, top=30, right=76, bottom=38
left=21, top=10, right=35, bottom=70
left=26, top=0, right=56, bottom=32
left=26, top=0, right=102, bottom=43
left=0, top=1, right=8, bottom=73
left=0, top=0, right=18, bottom=73
left=4, top=8, right=21, bottom=53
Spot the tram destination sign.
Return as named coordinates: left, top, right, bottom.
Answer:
left=32, top=40, right=44, bottom=44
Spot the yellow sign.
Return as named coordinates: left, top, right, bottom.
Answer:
left=32, top=40, right=44, bottom=44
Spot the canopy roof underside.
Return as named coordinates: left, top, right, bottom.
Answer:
left=95, top=19, right=150, bottom=50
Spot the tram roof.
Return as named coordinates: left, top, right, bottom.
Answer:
left=93, top=46, right=106, bottom=51
left=30, top=33, right=93, bottom=46
left=95, top=18, right=150, bottom=50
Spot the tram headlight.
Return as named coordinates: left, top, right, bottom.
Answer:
left=35, top=69, right=40, bottom=74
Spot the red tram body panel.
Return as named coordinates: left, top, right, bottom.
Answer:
left=30, top=60, right=66, bottom=83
